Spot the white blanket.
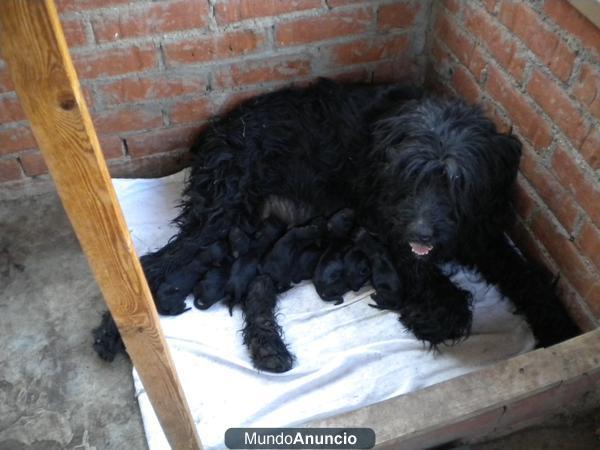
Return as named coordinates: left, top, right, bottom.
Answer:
left=112, top=170, right=535, bottom=450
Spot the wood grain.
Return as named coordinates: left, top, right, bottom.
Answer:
left=0, top=1, right=202, bottom=449
left=308, top=329, right=600, bottom=449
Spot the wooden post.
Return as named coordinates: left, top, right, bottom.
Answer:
left=0, top=2, right=202, bottom=449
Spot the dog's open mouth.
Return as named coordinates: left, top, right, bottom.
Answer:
left=409, top=242, right=433, bottom=256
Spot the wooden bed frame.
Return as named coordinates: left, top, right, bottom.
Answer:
left=1, top=2, right=597, bottom=449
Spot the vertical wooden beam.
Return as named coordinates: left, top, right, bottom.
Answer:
left=0, top=2, right=202, bottom=449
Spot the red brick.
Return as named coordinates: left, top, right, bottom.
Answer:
left=91, top=0, right=208, bottom=43
left=451, top=65, right=481, bottom=103
left=327, top=0, right=363, bottom=6
left=531, top=210, right=598, bottom=304
left=332, top=67, right=371, bottom=83
left=543, top=0, right=600, bottom=56
left=576, top=222, right=600, bottom=272
left=0, top=158, right=22, bottom=182
left=0, top=67, right=14, bottom=93
left=467, top=46, right=487, bottom=82
left=527, top=70, right=590, bottom=148
left=514, top=178, right=537, bottom=221
left=556, top=279, right=596, bottom=332
left=442, top=0, right=461, bottom=14
left=430, top=38, right=452, bottom=72
left=0, top=125, right=36, bottom=156
left=0, top=95, right=26, bottom=123
left=435, top=14, right=476, bottom=68
left=92, top=107, right=163, bottom=134
left=163, top=30, right=265, bottom=66
left=498, top=2, right=575, bottom=81
left=215, top=0, right=321, bottom=24
left=215, top=58, right=311, bottom=88
left=572, top=63, right=600, bottom=120
left=378, top=2, right=420, bottom=30
left=579, top=128, right=600, bottom=170
left=169, top=98, right=213, bottom=125
left=371, top=59, right=418, bottom=84
left=61, top=17, right=88, bottom=48
left=19, top=152, right=47, bottom=177
left=97, top=74, right=208, bottom=105
left=480, top=98, right=511, bottom=134
left=519, top=145, right=581, bottom=232
left=552, top=147, right=600, bottom=228
left=275, top=8, right=373, bottom=47
left=485, top=66, right=553, bottom=149
left=217, top=89, right=265, bottom=115
left=481, top=0, right=498, bottom=14
left=98, top=134, right=125, bottom=160
left=463, top=4, right=526, bottom=82
left=73, top=45, right=157, bottom=80
left=56, top=0, right=131, bottom=12
left=509, top=219, right=549, bottom=267
left=330, top=35, right=410, bottom=67
left=126, top=126, right=198, bottom=157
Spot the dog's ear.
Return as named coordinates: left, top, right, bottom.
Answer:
left=491, top=131, right=522, bottom=192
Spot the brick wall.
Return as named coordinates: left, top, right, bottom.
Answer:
left=0, top=0, right=429, bottom=188
left=427, top=0, right=599, bottom=330
left=0, top=0, right=598, bottom=329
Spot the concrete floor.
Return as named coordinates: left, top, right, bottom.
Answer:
left=0, top=189, right=598, bottom=450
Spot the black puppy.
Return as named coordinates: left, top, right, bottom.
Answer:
left=261, top=219, right=325, bottom=292
left=312, top=209, right=358, bottom=304
left=225, top=217, right=287, bottom=310
left=154, top=240, right=228, bottom=315
left=353, top=228, right=401, bottom=309
left=291, top=245, right=322, bottom=284
left=193, top=268, right=230, bottom=310
left=343, top=246, right=371, bottom=292
left=313, top=244, right=348, bottom=305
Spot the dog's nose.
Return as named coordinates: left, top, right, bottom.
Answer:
left=412, top=226, right=433, bottom=244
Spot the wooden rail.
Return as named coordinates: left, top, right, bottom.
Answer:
left=0, top=1, right=202, bottom=449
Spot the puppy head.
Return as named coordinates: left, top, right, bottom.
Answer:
left=315, top=258, right=346, bottom=299
left=327, top=208, right=355, bottom=239
left=373, top=98, right=521, bottom=259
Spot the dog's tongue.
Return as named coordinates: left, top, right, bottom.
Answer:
left=410, top=242, right=433, bottom=256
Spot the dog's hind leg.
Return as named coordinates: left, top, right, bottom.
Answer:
left=467, top=234, right=579, bottom=347
left=242, top=275, right=294, bottom=372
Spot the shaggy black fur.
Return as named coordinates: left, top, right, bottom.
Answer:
left=93, top=78, right=578, bottom=371
left=92, top=312, right=125, bottom=361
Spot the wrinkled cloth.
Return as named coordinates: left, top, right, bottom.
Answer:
left=112, top=170, right=535, bottom=450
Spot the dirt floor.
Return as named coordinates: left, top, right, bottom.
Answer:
left=0, top=189, right=598, bottom=450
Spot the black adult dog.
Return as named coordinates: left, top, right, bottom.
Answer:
left=95, top=78, right=577, bottom=372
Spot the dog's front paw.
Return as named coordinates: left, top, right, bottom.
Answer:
left=400, top=283, right=472, bottom=347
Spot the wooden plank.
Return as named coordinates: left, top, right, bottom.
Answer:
left=0, top=2, right=202, bottom=449
left=568, top=0, right=600, bottom=28
left=307, top=330, right=600, bottom=449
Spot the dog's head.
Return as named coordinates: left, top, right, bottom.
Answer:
left=372, top=98, right=522, bottom=259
